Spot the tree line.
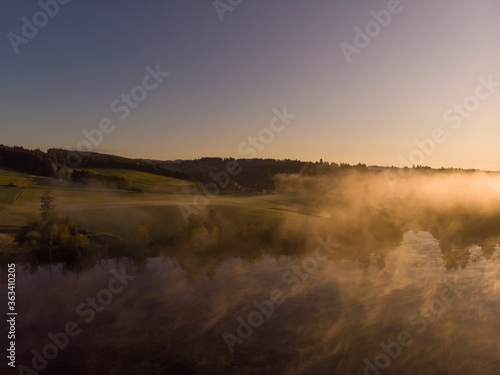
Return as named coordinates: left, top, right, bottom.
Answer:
left=0, top=144, right=479, bottom=190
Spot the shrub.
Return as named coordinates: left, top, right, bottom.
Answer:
left=136, top=225, right=150, bottom=242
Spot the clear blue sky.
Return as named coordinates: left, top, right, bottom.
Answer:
left=1, top=0, right=499, bottom=169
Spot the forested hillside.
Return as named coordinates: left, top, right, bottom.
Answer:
left=0, top=144, right=477, bottom=191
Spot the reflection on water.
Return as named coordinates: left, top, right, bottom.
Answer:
left=1, top=230, right=499, bottom=375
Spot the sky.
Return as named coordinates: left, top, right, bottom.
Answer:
left=1, top=0, right=500, bottom=170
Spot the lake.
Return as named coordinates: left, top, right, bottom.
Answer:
left=2, top=230, right=499, bottom=374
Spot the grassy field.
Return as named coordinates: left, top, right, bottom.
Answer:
left=0, top=168, right=310, bottom=241
left=84, top=168, right=195, bottom=193
left=0, top=168, right=189, bottom=229
left=0, top=169, right=33, bottom=186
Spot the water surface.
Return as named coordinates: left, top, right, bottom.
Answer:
left=2, top=231, right=499, bottom=374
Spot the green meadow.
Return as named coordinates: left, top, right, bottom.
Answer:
left=0, top=168, right=307, bottom=247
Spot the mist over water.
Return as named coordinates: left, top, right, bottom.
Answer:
left=274, top=170, right=500, bottom=257
left=2, top=169, right=500, bottom=374
left=3, top=233, right=499, bottom=374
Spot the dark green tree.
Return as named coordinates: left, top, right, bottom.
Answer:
left=40, top=192, right=56, bottom=223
